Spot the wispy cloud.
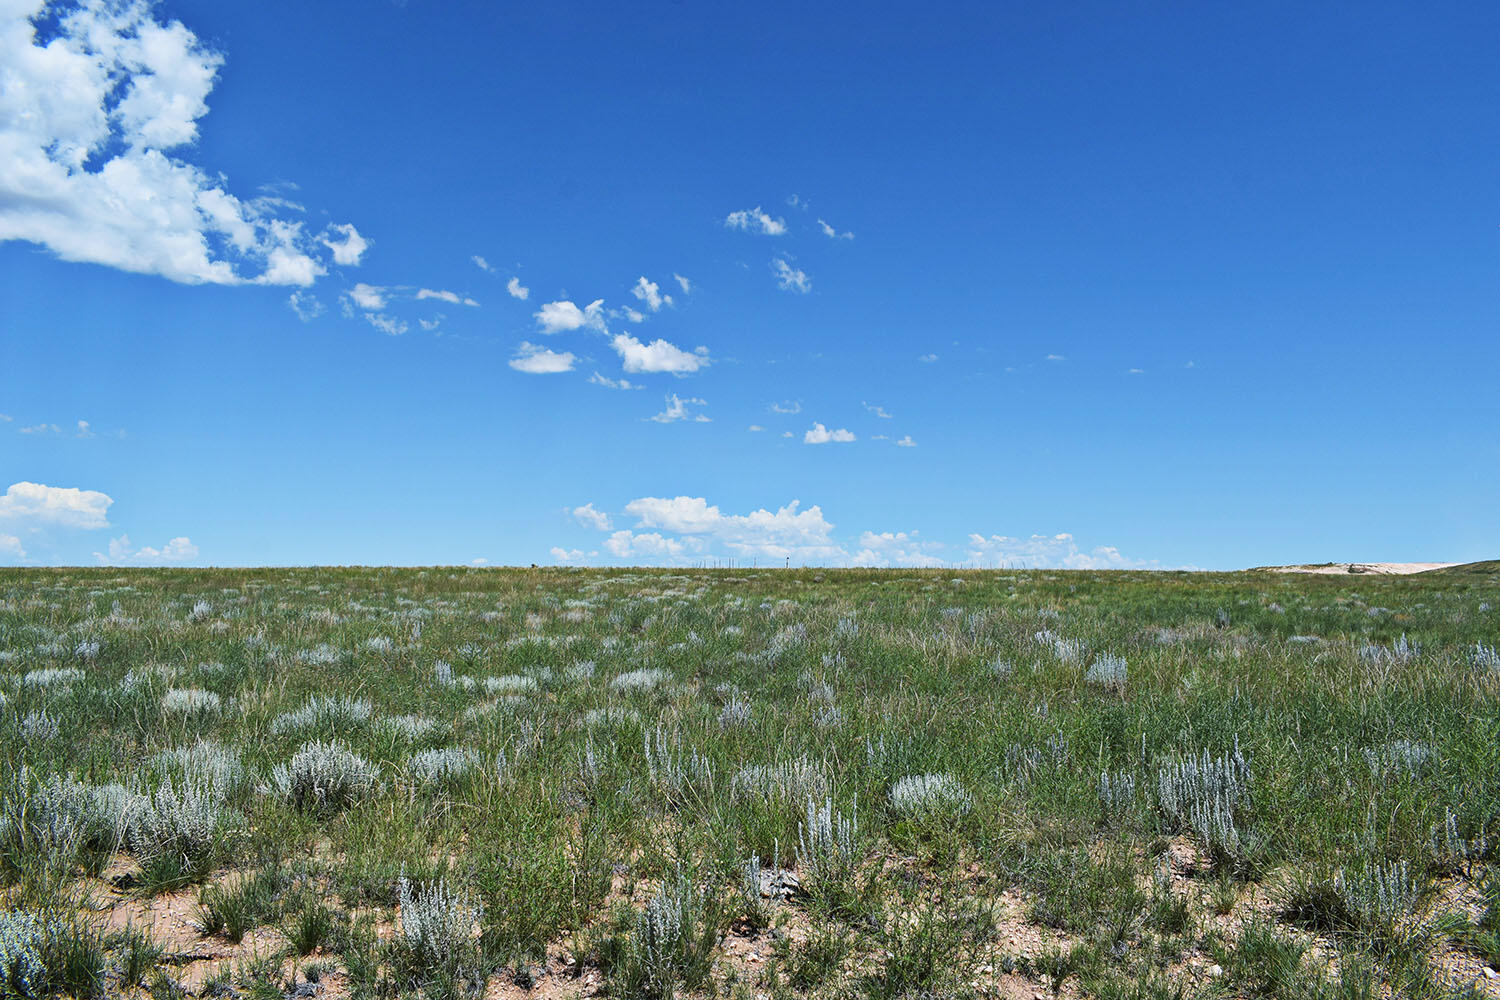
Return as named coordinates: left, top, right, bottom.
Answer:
left=416, top=288, right=478, bottom=307
left=673, top=273, right=692, bottom=294
left=650, top=394, right=710, bottom=423
left=863, top=402, right=892, bottom=418
left=817, top=218, right=854, bottom=240
left=725, top=206, right=787, bottom=235
left=472, top=255, right=494, bottom=272
left=588, top=372, right=642, bottom=390
left=772, top=258, right=811, bottom=293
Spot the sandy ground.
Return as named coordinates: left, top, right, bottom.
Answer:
left=1264, top=562, right=1459, bottom=575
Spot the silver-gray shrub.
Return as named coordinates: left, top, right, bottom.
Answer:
left=798, top=795, right=859, bottom=891
left=21, top=667, right=84, bottom=689
left=396, top=871, right=482, bottom=969
left=1362, top=739, right=1431, bottom=781
left=1098, top=770, right=1137, bottom=819
left=160, top=688, right=222, bottom=718
left=731, top=758, right=828, bottom=806
left=151, top=740, right=250, bottom=802
left=1470, top=642, right=1500, bottom=673
left=0, top=769, right=134, bottom=867
left=1335, top=858, right=1423, bottom=936
left=19, top=709, right=59, bottom=742
left=1085, top=654, right=1127, bottom=691
left=483, top=674, right=537, bottom=695
left=643, top=726, right=714, bottom=805
left=0, top=910, right=54, bottom=996
left=717, top=695, right=752, bottom=729
left=611, top=667, right=670, bottom=693
left=128, top=778, right=230, bottom=870
left=270, top=694, right=373, bottom=737
left=628, top=870, right=712, bottom=998
left=1156, top=741, right=1252, bottom=864
left=406, top=747, right=481, bottom=789
left=270, top=740, right=379, bottom=814
left=889, top=773, right=973, bottom=820
left=380, top=714, right=447, bottom=744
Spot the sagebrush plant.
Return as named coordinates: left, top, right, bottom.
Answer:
left=0, top=562, right=1495, bottom=997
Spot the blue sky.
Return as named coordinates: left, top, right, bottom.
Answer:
left=2, top=0, right=1496, bottom=569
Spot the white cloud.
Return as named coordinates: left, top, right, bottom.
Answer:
left=588, top=372, right=641, bottom=390
left=619, top=306, right=646, bottom=323
left=612, top=333, right=710, bottom=374
left=364, top=313, right=407, bottom=336
left=1127, top=368, right=1145, bottom=375
left=673, top=273, right=691, bottom=294
left=804, top=423, right=855, bottom=444
left=472, top=255, right=494, bottom=272
left=965, top=532, right=1158, bottom=570
left=509, top=341, right=575, bottom=374
left=550, top=547, right=588, bottom=563
left=747, top=424, right=764, bottom=432
left=470, top=557, right=489, bottom=566
left=417, top=288, right=478, bottom=307
left=863, top=402, right=892, bottom=419
left=535, top=298, right=606, bottom=334
left=75, top=420, right=92, bottom=438
left=288, top=291, right=324, bottom=321
left=630, top=276, right=672, bottom=312
left=817, top=218, right=854, bottom=240
left=506, top=276, right=529, bottom=300
left=0, top=534, right=25, bottom=560
left=918, top=353, right=938, bottom=363
left=895, top=435, right=916, bottom=447
left=1046, top=353, right=1066, bottom=362
left=322, top=223, right=368, bottom=266
left=18, top=423, right=60, bottom=435
left=572, top=503, right=612, bottom=531
left=650, top=393, right=710, bottom=423
left=418, top=317, right=441, bottom=332
left=620, top=495, right=842, bottom=561
left=0, top=481, right=112, bottom=529
left=348, top=283, right=387, bottom=311
left=93, top=534, right=198, bottom=565
left=769, top=401, right=801, bottom=415
left=604, top=530, right=696, bottom=559
left=772, top=258, right=811, bottom=293
left=0, top=414, right=10, bottom=422
left=724, top=206, right=787, bottom=235
left=0, top=2, right=348, bottom=285
left=850, top=530, right=945, bottom=568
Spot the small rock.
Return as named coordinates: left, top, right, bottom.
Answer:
left=1209, top=964, right=1224, bottom=978
left=1483, top=966, right=1497, bottom=980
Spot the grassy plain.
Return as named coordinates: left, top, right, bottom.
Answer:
left=0, top=564, right=1497, bottom=999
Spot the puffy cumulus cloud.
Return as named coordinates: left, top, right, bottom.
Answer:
left=850, top=531, right=946, bottom=568
left=724, top=206, right=786, bottom=235
left=508, top=341, right=575, bottom=374
left=550, top=547, right=588, bottom=563
left=603, top=530, right=697, bottom=559
left=572, top=503, right=612, bottom=531
left=506, top=276, right=529, bottom=300
left=0, top=1, right=349, bottom=285
left=620, top=496, right=842, bottom=561
left=817, top=218, right=854, bottom=240
left=772, top=258, right=811, bottom=293
left=0, top=534, right=25, bottom=560
left=650, top=393, right=709, bottom=423
left=587, top=372, right=641, bottom=390
left=93, top=533, right=198, bottom=565
left=321, top=224, right=368, bottom=266
left=630, top=276, right=672, bottom=312
left=964, top=532, right=1159, bottom=570
left=804, top=423, right=855, bottom=444
left=535, top=298, right=606, bottom=334
left=0, top=481, right=112, bottom=529
left=416, top=288, right=478, bottom=307
left=347, top=283, right=387, bottom=311
left=612, top=334, right=710, bottom=374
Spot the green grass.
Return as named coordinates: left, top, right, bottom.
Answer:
left=0, top=564, right=1495, bottom=997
